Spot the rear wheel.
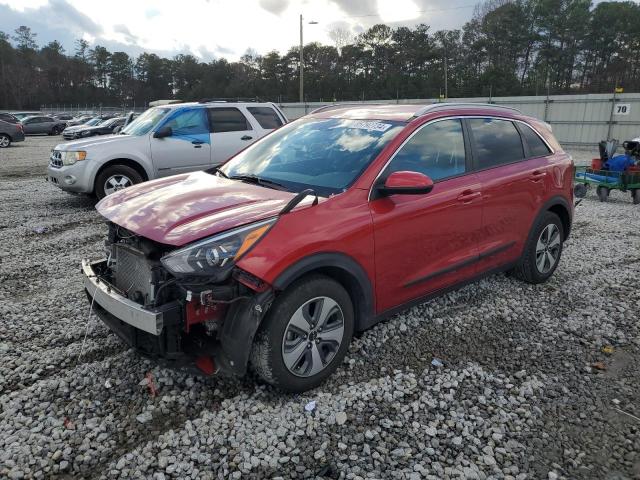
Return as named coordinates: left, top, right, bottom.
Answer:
left=632, top=189, right=640, bottom=205
left=513, top=211, right=564, bottom=284
left=51, top=125, right=63, bottom=135
left=0, top=134, right=10, bottom=148
left=596, top=186, right=609, bottom=202
left=95, top=164, right=143, bottom=199
left=250, top=275, right=354, bottom=392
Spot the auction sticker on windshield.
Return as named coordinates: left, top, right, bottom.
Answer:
left=340, top=120, right=393, bottom=132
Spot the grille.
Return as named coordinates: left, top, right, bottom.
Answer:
left=112, top=245, right=154, bottom=304
left=50, top=150, right=63, bottom=168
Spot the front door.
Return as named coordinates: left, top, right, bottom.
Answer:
left=207, top=107, right=257, bottom=165
left=370, top=118, right=483, bottom=313
left=150, top=108, right=212, bottom=176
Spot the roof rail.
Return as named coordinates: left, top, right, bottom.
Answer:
left=198, top=97, right=264, bottom=104
left=412, top=102, right=522, bottom=118
left=309, top=103, right=386, bottom=115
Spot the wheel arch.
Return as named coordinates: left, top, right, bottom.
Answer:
left=94, top=158, right=150, bottom=192
left=544, top=197, right=572, bottom=240
left=272, top=252, right=375, bottom=332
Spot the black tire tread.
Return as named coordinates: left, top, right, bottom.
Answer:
left=249, top=274, right=353, bottom=392
left=513, top=211, right=563, bottom=284
left=95, top=164, right=143, bottom=199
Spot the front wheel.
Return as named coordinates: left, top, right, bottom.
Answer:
left=250, top=275, right=354, bottom=392
left=0, top=134, right=10, bottom=148
left=513, top=211, right=564, bottom=284
left=95, top=164, right=143, bottom=199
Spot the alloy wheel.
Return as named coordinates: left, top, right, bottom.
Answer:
left=103, top=175, right=133, bottom=195
left=281, top=296, right=345, bottom=377
left=0, top=135, right=10, bottom=148
left=535, top=223, right=561, bottom=274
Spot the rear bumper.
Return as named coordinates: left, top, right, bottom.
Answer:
left=12, top=131, right=25, bottom=142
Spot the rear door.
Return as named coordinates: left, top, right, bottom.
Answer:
left=207, top=107, right=258, bottom=165
left=467, top=117, right=552, bottom=271
left=150, top=107, right=212, bottom=176
left=370, top=118, right=483, bottom=313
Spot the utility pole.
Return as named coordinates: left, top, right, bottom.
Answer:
left=444, top=53, right=448, bottom=100
left=299, top=14, right=304, bottom=103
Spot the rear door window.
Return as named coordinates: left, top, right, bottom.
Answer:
left=468, top=118, right=524, bottom=169
left=519, top=123, right=552, bottom=157
left=207, top=108, right=252, bottom=133
left=386, top=119, right=467, bottom=181
left=247, top=107, right=283, bottom=129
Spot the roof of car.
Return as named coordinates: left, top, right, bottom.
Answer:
left=308, top=102, right=523, bottom=122
left=158, top=101, right=277, bottom=110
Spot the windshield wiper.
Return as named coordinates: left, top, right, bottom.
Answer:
left=229, top=174, right=289, bottom=191
left=206, top=165, right=229, bottom=178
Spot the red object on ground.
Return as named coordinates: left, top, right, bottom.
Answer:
left=145, top=372, right=157, bottom=397
left=196, top=356, right=216, bottom=375
left=591, top=158, right=603, bottom=170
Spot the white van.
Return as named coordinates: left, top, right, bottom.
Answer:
left=47, top=101, right=287, bottom=199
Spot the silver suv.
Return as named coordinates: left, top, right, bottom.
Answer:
left=47, top=101, right=287, bottom=199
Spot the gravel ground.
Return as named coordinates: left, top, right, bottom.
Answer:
left=0, top=136, right=639, bottom=479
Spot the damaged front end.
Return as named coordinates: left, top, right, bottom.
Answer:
left=83, top=221, right=274, bottom=377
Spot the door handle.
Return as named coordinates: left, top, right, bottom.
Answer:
left=530, top=170, right=547, bottom=182
left=457, top=190, right=481, bottom=203
left=241, top=135, right=253, bottom=141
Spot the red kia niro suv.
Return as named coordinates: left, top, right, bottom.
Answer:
left=83, top=103, right=573, bottom=392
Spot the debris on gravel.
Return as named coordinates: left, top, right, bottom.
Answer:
left=1, top=138, right=639, bottom=479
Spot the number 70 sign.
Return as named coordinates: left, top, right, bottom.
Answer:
left=614, top=104, right=631, bottom=115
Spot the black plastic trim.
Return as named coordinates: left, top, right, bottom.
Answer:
left=403, top=241, right=516, bottom=288
left=273, top=252, right=375, bottom=331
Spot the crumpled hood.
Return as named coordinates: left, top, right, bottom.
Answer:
left=96, top=171, right=298, bottom=246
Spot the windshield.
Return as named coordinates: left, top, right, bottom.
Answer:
left=84, top=118, right=101, bottom=126
left=220, top=118, right=404, bottom=196
left=121, top=107, right=169, bottom=136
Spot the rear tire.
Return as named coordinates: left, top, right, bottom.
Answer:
left=596, top=186, right=609, bottom=202
left=250, top=274, right=354, bottom=392
left=0, top=134, right=10, bottom=148
left=632, top=189, right=640, bottom=205
left=95, top=164, right=143, bottom=200
left=513, top=211, right=564, bottom=284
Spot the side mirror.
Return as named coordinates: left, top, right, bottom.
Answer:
left=153, top=126, right=172, bottom=139
left=376, top=171, right=434, bottom=197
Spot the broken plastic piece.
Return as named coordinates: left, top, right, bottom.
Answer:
left=601, top=345, right=614, bottom=355
left=431, top=358, right=444, bottom=367
left=305, top=400, right=317, bottom=412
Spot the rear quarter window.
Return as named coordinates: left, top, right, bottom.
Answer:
left=247, top=107, right=283, bottom=129
left=519, top=123, right=552, bottom=157
left=208, top=108, right=252, bottom=133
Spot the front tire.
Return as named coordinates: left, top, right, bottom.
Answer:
left=0, top=134, right=10, bottom=148
left=95, top=164, right=143, bottom=199
left=513, top=211, right=564, bottom=284
left=250, top=275, right=354, bottom=392
left=596, top=186, right=609, bottom=202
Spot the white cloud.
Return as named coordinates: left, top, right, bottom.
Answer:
left=0, top=0, right=477, bottom=60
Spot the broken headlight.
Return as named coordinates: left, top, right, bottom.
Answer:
left=160, top=218, right=276, bottom=277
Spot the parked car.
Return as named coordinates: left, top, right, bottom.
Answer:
left=61, top=118, right=101, bottom=139
left=21, top=115, right=66, bottom=135
left=54, top=113, right=75, bottom=121
left=62, top=117, right=126, bottom=140
left=0, top=113, right=20, bottom=124
left=48, top=101, right=287, bottom=198
left=81, top=103, right=574, bottom=392
left=65, top=115, right=95, bottom=127
left=0, top=119, right=25, bottom=148
left=11, top=112, right=40, bottom=120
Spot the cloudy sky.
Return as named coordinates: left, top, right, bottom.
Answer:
left=0, top=0, right=479, bottom=60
